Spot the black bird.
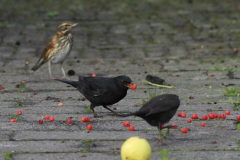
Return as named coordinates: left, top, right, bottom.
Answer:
left=55, top=75, right=135, bottom=117
left=120, top=94, right=180, bottom=144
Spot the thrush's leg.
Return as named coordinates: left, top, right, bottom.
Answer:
left=103, top=105, right=119, bottom=117
left=48, top=62, right=55, bottom=79
left=60, top=63, right=69, bottom=79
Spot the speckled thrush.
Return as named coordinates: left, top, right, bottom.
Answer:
left=31, top=22, right=77, bottom=79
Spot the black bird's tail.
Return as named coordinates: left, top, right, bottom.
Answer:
left=118, top=113, right=136, bottom=117
left=31, top=59, right=45, bottom=71
left=55, top=79, right=79, bottom=88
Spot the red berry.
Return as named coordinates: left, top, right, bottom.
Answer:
left=181, top=113, right=186, bottom=118
left=208, top=113, right=214, bottom=119
left=172, top=124, right=177, bottom=129
left=92, top=74, right=96, bottom=77
left=161, top=124, right=164, bottom=128
left=236, top=115, right=240, bottom=121
left=22, top=80, right=26, bottom=84
left=131, top=84, right=137, bottom=90
left=202, top=115, right=208, bottom=120
left=44, top=115, right=50, bottom=120
left=225, top=110, right=230, bottom=115
left=87, top=124, right=92, bottom=130
left=17, top=110, right=22, bottom=115
left=187, top=119, right=192, bottom=123
left=0, top=86, right=5, bottom=89
left=177, top=112, right=182, bottom=117
left=129, top=126, right=134, bottom=131
left=201, top=122, right=205, bottom=127
left=10, top=119, right=16, bottom=122
left=221, top=114, right=226, bottom=119
left=205, top=83, right=209, bottom=86
left=210, top=73, right=215, bottom=77
left=81, top=117, right=86, bottom=122
left=192, top=114, right=198, bottom=119
left=67, top=119, right=72, bottom=124
left=182, top=128, right=188, bottom=133
left=189, top=96, right=194, bottom=99
left=213, top=113, right=217, bottom=118
left=39, top=119, right=43, bottom=124
left=85, top=117, right=90, bottom=122
left=49, top=117, right=54, bottom=121
left=123, top=121, right=130, bottom=127
left=114, top=69, right=118, bottom=72
left=217, top=114, right=222, bottom=119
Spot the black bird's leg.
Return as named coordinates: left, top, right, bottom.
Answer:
left=90, top=104, right=101, bottom=118
left=103, top=105, right=119, bottom=117
left=162, top=125, right=176, bottom=134
left=157, top=123, right=163, bottom=145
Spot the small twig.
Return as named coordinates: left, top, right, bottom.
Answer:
left=140, top=80, right=174, bottom=89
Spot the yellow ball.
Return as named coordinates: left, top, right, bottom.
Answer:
left=121, top=136, right=152, bottom=160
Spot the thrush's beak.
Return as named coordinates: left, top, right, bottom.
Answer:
left=125, top=83, right=137, bottom=91
left=72, top=23, right=78, bottom=27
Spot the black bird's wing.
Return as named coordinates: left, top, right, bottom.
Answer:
left=139, top=95, right=180, bottom=116
left=79, top=76, right=108, bottom=97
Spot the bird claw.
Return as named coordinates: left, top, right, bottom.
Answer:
left=94, top=114, right=103, bottom=118
left=61, top=76, right=70, bottom=80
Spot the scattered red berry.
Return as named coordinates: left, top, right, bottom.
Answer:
left=44, top=115, right=50, bottom=120
left=123, top=121, right=130, bottom=127
left=201, top=122, right=205, bottom=127
left=22, top=80, right=26, bottom=84
left=39, top=119, right=43, bottom=124
left=114, top=69, right=118, bottom=72
left=17, top=110, right=22, bottom=115
left=213, top=113, right=217, bottom=118
left=202, top=115, right=208, bottom=120
left=225, top=110, right=230, bottom=115
left=187, top=119, right=192, bottom=123
left=217, top=114, right=222, bottom=119
left=234, top=48, right=238, bottom=53
left=210, top=73, right=215, bottom=77
left=205, top=83, right=209, bottom=86
left=182, top=128, right=188, bottom=133
left=67, top=119, right=72, bottom=124
left=192, top=114, right=198, bottom=119
left=131, top=84, right=137, bottom=90
left=172, top=124, right=177, bottom=129
left=181, top=113, right=186, bottom=118
left=0, top=86, right=4, bottom=89
left=81, top=117, right=86, bottom=122
left=208, top=113, right=214, bottom=119
left=92, top=74, right=96, bottom=77
left=10, top=119, right=16, bottom=122
left=129, top=126, right=134, bottom=131
left=221, top=114, right=226, bottom=119
left=85, top=117, right=90, bottom=122
left=161, top=124, right=164, bottom=128
left=189, top=96, right=194, bottom=99
left=87, top=124, right=92, bottom=130
left=236, top=115, right=240, bottom=121
left=58, top=103, right=63, bottom=106
left=49, top=116, right=54, bottom=121
left=177, top=112, right=182, bottom=117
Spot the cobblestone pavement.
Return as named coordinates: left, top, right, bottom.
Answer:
left=1, top=0, right=240, bottom=160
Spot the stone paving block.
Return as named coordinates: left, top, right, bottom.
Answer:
left=0, top=154, right=6, bottom=160
left=12, top=153, right=121, bottom=160
left=110, top=25, right=127, bottom=34
left=14, top=131, right=158, bottom=140
left=0, top=141, right=84, bottom=152
left=168, top=151, right=240, bottom=160
left=0, top=131, right=11, bottom=140
left=108, top=35, right=129, bottom=45
left=91, top=139, right=239, bottom=151
left=103, top=49, right=122, bottom=59
left=98, top=11, right=117, bottom=21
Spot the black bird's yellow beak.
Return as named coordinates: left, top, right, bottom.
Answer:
left=125, top=83, right=137, bottom=91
